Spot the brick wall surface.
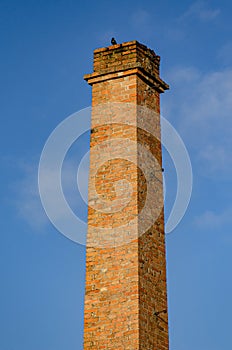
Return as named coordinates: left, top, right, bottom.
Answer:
left=83, top=41, right=169, bottom=349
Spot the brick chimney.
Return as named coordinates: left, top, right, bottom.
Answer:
left=83, top=40, right=169, bottom=349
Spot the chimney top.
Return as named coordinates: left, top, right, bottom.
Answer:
left=84, top=40, right=169, bottom=93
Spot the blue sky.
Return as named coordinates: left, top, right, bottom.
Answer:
left=1, top=0, right=232, bottom=349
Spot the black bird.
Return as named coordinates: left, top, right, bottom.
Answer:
left=111, top=37, right=117, bottom=45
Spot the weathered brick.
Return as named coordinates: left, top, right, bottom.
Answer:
left=83, top=40, right=169, bottom=349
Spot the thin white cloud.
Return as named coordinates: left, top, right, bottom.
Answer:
left=198, top=144, right=232, bottom=174
left=166, top=2, right=220, bottom=42
left=195, top=207, right=232, bottom=229
left=181, top=69, right=232, bottom=123
left=12, top=157, right=89, bottom=231
left=12, top=161, right=49, bottom=230
left=218, top=41, right=232, bottom=66
left=180, top=1, right=220, bottom=22
left=165, top=66, right=232, bottom=179
left=168, top=66, right=201, bottom=84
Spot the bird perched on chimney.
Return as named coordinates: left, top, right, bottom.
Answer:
left=111, top=37, right=117, bottom=45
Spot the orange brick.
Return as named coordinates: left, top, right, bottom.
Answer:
left=83, top=40, right=169, bottom=349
